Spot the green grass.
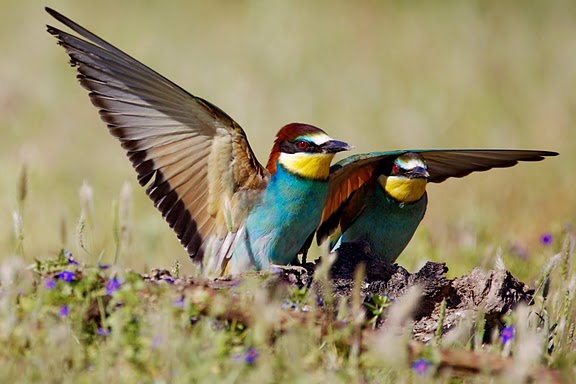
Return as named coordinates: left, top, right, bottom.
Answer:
left=0, top=239, right=574, bottom=382
left=1, top=0, right=575, bottom=382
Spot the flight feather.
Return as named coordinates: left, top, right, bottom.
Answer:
left=46, top=7, right=269, bottom=267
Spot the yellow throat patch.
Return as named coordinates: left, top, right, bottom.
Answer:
left=278, top=152, right=335, bottom=180
left=378, top=175, right=427, bottom=203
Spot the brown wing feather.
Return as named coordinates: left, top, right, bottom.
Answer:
left=317, top=161, right=382, bottom=245
left=317, top=149, right=557, bottom=245
left=46, top=8, right=269, bottom=268
left=420, top=150, right=557, bottom=183
left=320, top=163, right=377, bottom=224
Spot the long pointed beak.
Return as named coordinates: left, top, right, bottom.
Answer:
left=407, top=166, right=430, bottom=179
left=321, top=140, right=352, bottom=154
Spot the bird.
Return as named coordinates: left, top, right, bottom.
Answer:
left=45, top=8, right=351, bottom=276
left=315, top=149, right=558, bottom=263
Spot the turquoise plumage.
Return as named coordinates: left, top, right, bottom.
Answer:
left=333, top=175, right=428, bottom=262
left=230, top=162, right=330, bottom=273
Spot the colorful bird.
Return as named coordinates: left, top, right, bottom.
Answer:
left=45, top=8, right=351, bottom=276
left=316, top=149, right=558, bottom=263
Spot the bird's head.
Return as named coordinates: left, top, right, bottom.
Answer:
left=378, top=152, right=429, bottom=203
left=266, top=123, right=351, bottom=180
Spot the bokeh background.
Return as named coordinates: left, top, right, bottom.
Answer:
left=1, top=0, right=574, bottom=280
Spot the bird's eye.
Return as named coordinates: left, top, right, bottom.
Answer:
left=297, top=140, right=309, bottom=150
left=392, top=164, right=400, bottom=174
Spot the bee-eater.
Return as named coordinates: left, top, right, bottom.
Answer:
left=45, top=8, right=351, bottom=276
left=316, top=149, right=558, bottom=263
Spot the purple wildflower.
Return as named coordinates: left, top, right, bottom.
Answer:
left=105, top=277, right=121, bottom=295
left=540, top=233, right=553, bottom=246
left=59, top=305, right=69, bottom=318
left=271, top=266, right=281, bottom=275
left=501, top=326, right=515, bottom=345
left=98, top=264, right=111, bottom=270
left=412, top=358, right=431, bottom=376
left=384, top=293, right=398, bottom=303
left=56, top=270, right=74, bottom=283
left=244, top=347, right=258, bottom=364
left=316, top=296, right=324, bottom=307
left=281, top=301, right=298, bottom=310
left=96, top=328, right=111, bottom=336
left=44, top=278, right=56, bottom=290
left=163, top=276, right=175, bottom=284
left=173, top=297, right=185, bottom=308
left=65, top=251, right=79, bottom=265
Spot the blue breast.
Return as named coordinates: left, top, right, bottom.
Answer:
left=231, top=163, right=328, bottom=271
left=341, top=185, right=427, bottom=263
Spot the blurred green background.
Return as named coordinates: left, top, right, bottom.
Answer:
left=1, top=0, right=574, bottom=280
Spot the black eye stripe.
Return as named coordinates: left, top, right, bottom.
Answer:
left=279, top=140, right=321, bottom=154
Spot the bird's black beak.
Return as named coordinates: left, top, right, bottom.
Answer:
left=321, top=140, right=352, bottom=154
left=406, top=166, right=430, bottom=179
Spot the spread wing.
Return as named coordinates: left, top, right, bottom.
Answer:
left=418, top=149, right=558, bottom=183
left=46, top=8, right=269, bottom=271
left=317, top=149, right=558, bottom=245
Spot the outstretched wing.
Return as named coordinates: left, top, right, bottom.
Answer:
left=417, top=149, right=558, bottom=183
left=46, top=8, right=269, bottom=271
left=317, top=149, right=558, bottom=244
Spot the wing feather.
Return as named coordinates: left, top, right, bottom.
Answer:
left=317, top=149, right=557, bottom=244
left=419, top=149, right=556, bottom=183
left=46, top=8, right=269, bottom=271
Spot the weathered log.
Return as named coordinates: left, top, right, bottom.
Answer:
left=328, top=241, right=533, bottom=342
left=143, top=241, right=532, bottom=342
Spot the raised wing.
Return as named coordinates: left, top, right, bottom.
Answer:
left=46, top=8, right=269, bottom=271
left=317, top=149, right=558, bottom=245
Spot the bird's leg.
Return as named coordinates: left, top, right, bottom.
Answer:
left=297, top=231, right=315, bottom=266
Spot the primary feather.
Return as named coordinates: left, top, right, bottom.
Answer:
left=46, top=8, right=269, bottom=269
